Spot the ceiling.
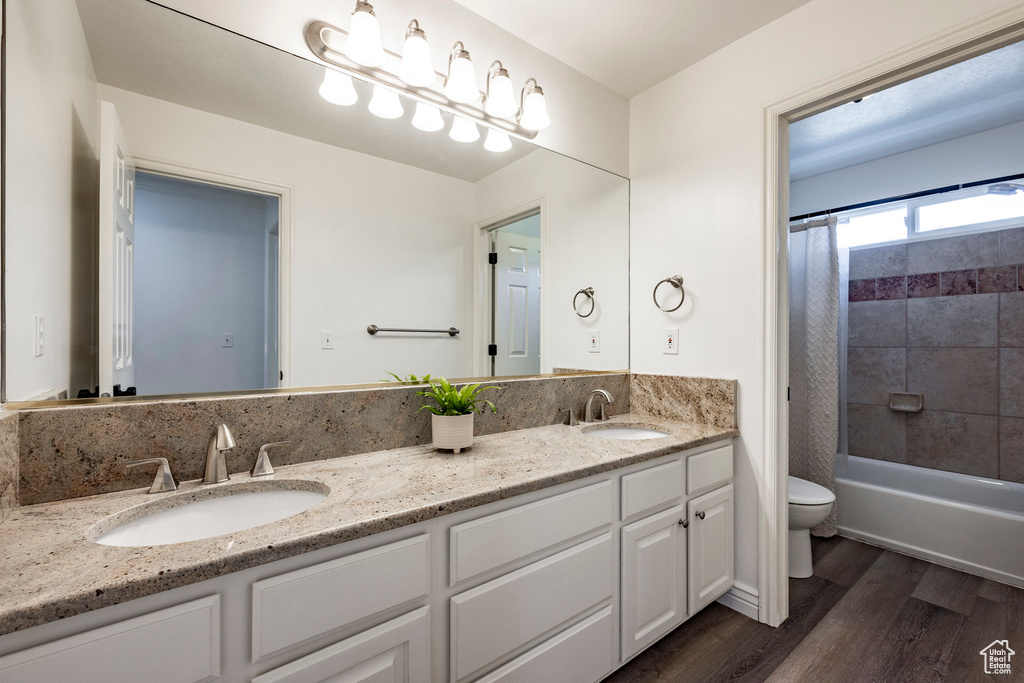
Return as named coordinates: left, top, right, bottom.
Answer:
left=451, top=0, right=814, bottom=98
left=789, top=40, right=1024, bottom=180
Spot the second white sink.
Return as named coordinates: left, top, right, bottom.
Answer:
left=582, top=425, right=670, bottom=440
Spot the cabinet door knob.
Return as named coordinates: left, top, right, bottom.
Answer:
left=678, top=519, right=688, bottom=527
left=696, top=510, right=706, bottom=520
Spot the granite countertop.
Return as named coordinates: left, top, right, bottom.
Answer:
left=0, top=414, right=736, bottom=636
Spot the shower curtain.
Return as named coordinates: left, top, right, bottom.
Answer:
left=789, top=216, right=839, bottom=536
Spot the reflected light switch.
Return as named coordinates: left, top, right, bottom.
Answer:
left=221, top=333, right=233, bottom=348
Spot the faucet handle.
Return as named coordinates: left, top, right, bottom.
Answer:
left=559, top=408, right=579, bottom=426
left=126, top=457, right=178, bottom=494
left=251, top=441, right=295, bottom=477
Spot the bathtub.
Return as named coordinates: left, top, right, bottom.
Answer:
left=836, top=455, right=1024, bottom=586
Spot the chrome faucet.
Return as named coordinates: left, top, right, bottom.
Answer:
left=204, top=423, right=236, bottom=484
left=584, top=389, right=614, bottom=423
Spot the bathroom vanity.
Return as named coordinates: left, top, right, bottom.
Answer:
left=0, top=417, right=735, bottom=682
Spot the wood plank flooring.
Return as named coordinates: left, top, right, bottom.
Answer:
left=605, top=537, right=1024, bottom=683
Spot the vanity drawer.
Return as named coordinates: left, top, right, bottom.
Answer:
left=450, top=533, right=613, bottom=682
left=0, top=595, right=220, bottom=683
left=620, top=459, right=683, bottom=520
left=251, top=534, right=430, bottom=662
left=686, top=444, right=733, bottom=494
left=449, top=481, right=612, bottom=585
left=474, top=607, right=614, bottom=683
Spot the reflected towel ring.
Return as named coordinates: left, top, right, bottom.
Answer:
left=573, top=287, right=595, bottom=317
left=653, top=276, right=685, bottom=312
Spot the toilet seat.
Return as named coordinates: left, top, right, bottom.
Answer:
left=788, top=476, right=835, bottom=505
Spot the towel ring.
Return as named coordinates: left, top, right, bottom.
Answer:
left=573, top=287, right=595, bottom=317
left=653, top=276, right=685, bottom=312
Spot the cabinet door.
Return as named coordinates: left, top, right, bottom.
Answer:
left=687, top=484, right=734, bottom=614
left=252, top=607, right=430, bottom=683
left=620, top=505, right=687, bottom=662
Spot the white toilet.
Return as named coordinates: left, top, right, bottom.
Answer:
left=788, top=476, right=836, bottom=579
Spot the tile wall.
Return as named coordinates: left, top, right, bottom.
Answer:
left=846, top=226, right=1024, bottom=483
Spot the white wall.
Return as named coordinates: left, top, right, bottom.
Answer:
left=152, top=0, right=630, bottom=177
left=474, top=150, right=630, bottom=374
left=628, top=0, right=1023, bottom=599
left=5, top=0, right=99, bottom=400
left=791, top=119, right=1024, bottom=216
left=134, top=181, right=276, bottom=395
left=99, top=85, right=477, bottom=388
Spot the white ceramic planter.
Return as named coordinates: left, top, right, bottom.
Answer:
left=431, top=413, right=474, bottom=453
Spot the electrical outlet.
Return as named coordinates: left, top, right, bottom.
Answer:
left=322, top=331, right=334, bottom=350
left=221, top=333, right=233, bottom=348
left=588, top=331, right=600, bottom=353
left=34, top=315, right=44, bottom=357
left=664, top=328, right=679, bottom=355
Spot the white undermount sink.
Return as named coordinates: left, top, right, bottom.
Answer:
left=581, top=424, right=670, bottom=440
left=92, top=480, right=329, bottom=547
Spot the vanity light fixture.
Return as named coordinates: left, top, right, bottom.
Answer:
left=484, top=61, right=518, bottom=118
left=449, top=116, right=480, bottom=143
left=518, top=78, right=551, bottom=131
left=319, top=67, right=358, bottom=106
left=368, top=85, right=404, bottom=119
left=483, top=128, right=512, bottom=152
left=444, top=42, right=479, bottom=104
left=411, top=102, right=445, bottom=132
left=343, top=0, right=386, bottom=67
left=399, top=20, right=435, bottom=87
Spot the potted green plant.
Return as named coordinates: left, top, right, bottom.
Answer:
left=416, top=376, right=499, bottom=453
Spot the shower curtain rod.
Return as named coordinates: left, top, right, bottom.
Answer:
left=788, top=171, right=1024, bottom=222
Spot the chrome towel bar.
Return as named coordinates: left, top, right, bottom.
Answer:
left=367, top=325, right=460, bottom=336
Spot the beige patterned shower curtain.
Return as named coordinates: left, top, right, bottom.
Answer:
left=789, top=216, right=839, bottom=536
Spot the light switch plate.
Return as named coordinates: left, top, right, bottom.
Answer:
left=588, top=331, right=600, bottom=353
left=664, top=328, right=678, bottom=355
left=322, top=331, right=334, bottom=350
left=221, top=333, right=233, bottom=348
left=34, top=315, right=44, bottom=357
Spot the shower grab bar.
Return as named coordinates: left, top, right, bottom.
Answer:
left=367, top=325, right=460, bottom=337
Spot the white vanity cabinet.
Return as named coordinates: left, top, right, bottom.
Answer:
left=688, top=484, right=735, bottom=615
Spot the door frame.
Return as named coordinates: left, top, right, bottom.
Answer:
left=472, top=198, right=546, bottom=378
left=761, top=5, right=1024, bottom=626
left=133, top=157, right=294, bottom=388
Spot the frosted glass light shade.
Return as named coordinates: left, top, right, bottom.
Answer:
left=344, top=5, right=385, bottom=67
left=411, top=102, right=444, bottom=132
left=399, top=33, right=435, bottom=87
left=449, top=117, right=479, bottom=143
left=484, top=73, right=517, bottom=117
left=483, top=128, right=511, bottom=152
left=445, top=55, right=479, bottom=103
left=368, top=86, right=404, bottom=119
left=319, top=68, right=357, bottom=106
left=520, top=90, right=550, bottom=130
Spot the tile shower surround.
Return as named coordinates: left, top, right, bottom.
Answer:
left=846, top=226, right=1024, bottom=483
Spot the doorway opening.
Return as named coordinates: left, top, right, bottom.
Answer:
left=485, top=209, right=542, bottom=377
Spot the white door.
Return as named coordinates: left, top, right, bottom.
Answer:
left=621, top=505, right=687, bottom=662
left=98, top=102, right=136, bottom=397
left=687, top=484, right=734, bottom=614
left=493, top=231, right=540, bottom=376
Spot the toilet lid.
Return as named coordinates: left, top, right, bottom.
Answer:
left=788, top=476, right=835, bottom=505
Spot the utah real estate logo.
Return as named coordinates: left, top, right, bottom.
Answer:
left=980, top=640, right=1014, bottom=675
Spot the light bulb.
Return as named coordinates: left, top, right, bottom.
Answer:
left=399, top=21, right=435, bottom=87
left=449, top=117, right=479, bottom=143
left=319, top=68, right=358, bottom=106
left=444, top=43, right=479, bottom=103
left=411, top=102, right=444, bottom=132
left=368, top=86, right=404, bottom=119
left=484, top=63, right=517, bottom=118
left=519, top=88, right=550, bottom=131
left=484, top=128, right=511, bottom=152
left=343, top=1, right=385, bottom=67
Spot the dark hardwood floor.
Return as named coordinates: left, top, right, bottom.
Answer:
left=605, top=537, right=1024, bottom=682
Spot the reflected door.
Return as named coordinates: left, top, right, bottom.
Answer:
left=493, top=230, right=540, bottom=376
left=98, top=102, right=136, bottom=397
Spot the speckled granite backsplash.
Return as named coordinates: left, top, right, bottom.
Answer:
left=0, top=412, right=17, bottom=522
left=630, top=374, right=737, bottom=430
left=17, top=373, right=632, bottom=505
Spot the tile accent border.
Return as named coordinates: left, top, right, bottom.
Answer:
left=850, top=265, right=1024, bottom=301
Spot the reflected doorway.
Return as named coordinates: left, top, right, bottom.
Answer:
left=487, top=210, right=541, bottom=376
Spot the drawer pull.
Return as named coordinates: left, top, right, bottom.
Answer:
left=696, top=510, right=706, bottom=520
left=678, top=519, right=688, bottom=528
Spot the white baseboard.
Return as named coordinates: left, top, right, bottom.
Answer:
left=716, top=582, right=759, bottom=620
